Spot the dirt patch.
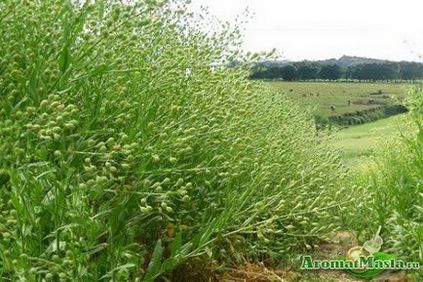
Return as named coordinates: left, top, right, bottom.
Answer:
left=219, top=262, right=296, bottom=282
left=219, top=262, right=360, bottom=282
left=217, top=231, right=412, bottom=282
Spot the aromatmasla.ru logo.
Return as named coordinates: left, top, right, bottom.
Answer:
left=300, top=227, right=421, bottom=279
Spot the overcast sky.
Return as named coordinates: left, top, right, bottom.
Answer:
left=190, top=0, right=423, bottom=62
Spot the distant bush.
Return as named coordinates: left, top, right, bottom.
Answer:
left=323, top=105, right=409, bottom=127
left=0, top=1, right=349, bottom=281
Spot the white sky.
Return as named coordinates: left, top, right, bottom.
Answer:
left=190, top=0, right=423, bottom=62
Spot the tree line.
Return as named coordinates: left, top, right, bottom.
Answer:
left=250, top=61, right=423, bottom=81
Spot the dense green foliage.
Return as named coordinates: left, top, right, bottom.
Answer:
left=0, top=1, right=351, bottom=281
left=251, top=61, right=423, bottom=81
left=327, top=104, right=408, bottom=127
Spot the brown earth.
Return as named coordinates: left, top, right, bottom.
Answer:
left=217, top=232, right=411, bottom=282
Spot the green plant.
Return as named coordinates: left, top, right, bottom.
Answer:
left=0, top=1, right=349, bottom=280
left=347, top=87, right=423, bottom=276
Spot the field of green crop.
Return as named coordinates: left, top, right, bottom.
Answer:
left=0, top=1, right=352, bottom=281
left=267, top=81, right=413, bottom=116
left=0, top=1, right=422, bottom=281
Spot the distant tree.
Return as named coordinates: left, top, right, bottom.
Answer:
left=318, top=64, right=343, bottom=80
left=249, top=63, right=266, bottom=79
left=294, top=62, right=320, bottom=80
left=399, top=62, right=423, bottom=81
left=266, top=65, right=284, bottom=79
left=250, top=63, right=279, bottom=79
left=347, top=63, right=398, bottom=81
left=383, top=63, right=400, bottom=80
left=251, top=60, right=423, bottom=81
left=345, top=65, right=358, bottom=79
left=280, top=64, right=298, bottom=81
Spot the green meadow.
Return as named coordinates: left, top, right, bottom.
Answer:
left=267, top=81, right=412, bottom=116
left=267, top=81, right=415, bottom=166
left=334, top=114, right=409, bottom=166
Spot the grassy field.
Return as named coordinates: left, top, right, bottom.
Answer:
left=268, top=81, right=413, bottom=166
left=333, top=114, right=409, bottom=166
left=267, top=81, right=413, bottom=116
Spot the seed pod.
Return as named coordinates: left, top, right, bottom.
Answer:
left=152, top=155, right=160, bottom=164
left=54, top=150, right=63, bottom=159
left=182, top=195, right=190, bottom=202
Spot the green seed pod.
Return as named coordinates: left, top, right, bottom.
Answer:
left=52, top=254, right=60, bottom=262
left=64, top=123, right=75, bottom=130
left=182, top=195, right=190, bottom=202
left=143, top=179, right=152, bottom=188
left=63, top=259, right=73, bottom=266
left=175, top=178, right=184, bottom=187
left=6, top=219, right=16, bottom=225
left=152, top=155, right=160, bottom=164
left=121, top=163, right=130, bottom=169
left=54, top=150, right=63, bottom=159
left=161, top=178, right=171, bottom=185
